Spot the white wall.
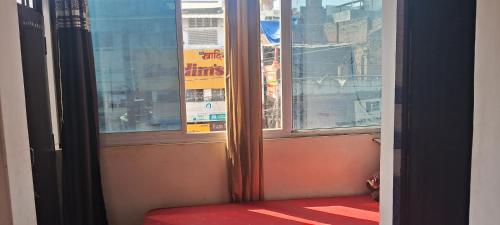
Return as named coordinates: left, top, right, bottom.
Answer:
left=101, top=134, right=380, bottom=225
left=469, top=0, right=500, bottom=225
left=42, top=0, right=61, bottom=149
left=0, top=0, right=38, bottom=225
left=380, top=0, right=397, bottom=224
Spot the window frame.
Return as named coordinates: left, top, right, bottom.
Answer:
left=101, top=0, right=381, bottom=147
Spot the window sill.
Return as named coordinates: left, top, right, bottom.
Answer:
left=100, top=127, right=381, bottom=147
left=101, top=131, right=227, bottom=147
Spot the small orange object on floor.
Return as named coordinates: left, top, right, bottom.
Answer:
left=143, top=195, right=379, bottom=225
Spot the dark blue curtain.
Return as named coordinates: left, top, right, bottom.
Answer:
left=55, top=0, right=108, bottom=224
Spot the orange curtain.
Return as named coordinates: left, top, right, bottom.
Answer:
left=225, top=0, right=264, bottom=202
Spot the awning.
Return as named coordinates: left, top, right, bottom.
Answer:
left=260, top=20, right=280, bottom=45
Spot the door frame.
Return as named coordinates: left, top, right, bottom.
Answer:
left=393, top=0, right=476, bottom=224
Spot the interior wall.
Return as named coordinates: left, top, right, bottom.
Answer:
left=0, top=110, right=12, bottom=225
left=101, top=134, right=379, bottom=225
left=101, top=142, right=230, bottom=225
left=263, top=135, right=379, bottom=200
left=380, top=0, right=397, bottom=224
left=469, top=0, right=500, bottom=224
left=0, top=0, right=38, bottom=224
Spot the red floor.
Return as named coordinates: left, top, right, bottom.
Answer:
left=143, top=195, right=379, bottom=225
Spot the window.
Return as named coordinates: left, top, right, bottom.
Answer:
left=182, top=0, right=226, bottom=133
left=261, top=0, right=282, bottom=130
left=188, top=18, right=219, bottom=28
left=186, top=89, right=204, bottom=102
left=366, top=101, right=380, bottom=113
left=88, top=0, right=182, bottom=133
left=89, top=0, right=383, bottom=144
left=93, top=31, right=114, bottom=48
left=187, top=29, right=219, bottom=46
left=291, top=0, right=382, bottom=130
left=211, top=89, right=225, bottom=101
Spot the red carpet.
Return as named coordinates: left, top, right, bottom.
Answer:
left=143, top=195, right=379, bottom=225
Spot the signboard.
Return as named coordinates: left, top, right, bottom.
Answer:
left=333, top=10, right=352, bottom=23
left=210, top=121, right=226, bottom=131
left=186, top=121, right=226, bottom=133
left=187, top=123, right=211, bottom=133
left=184, top=48, right=226, bottom=133
left=186, top=101, right=226, bottom=123
left=184, top=49, right=225, bottom=89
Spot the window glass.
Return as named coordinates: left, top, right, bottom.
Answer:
left=291, top=0, right=382, bottom=130
left=261, top=0, right=282, bottom=129
left=182, top=0, right=226, bottom=133
left=88, top=0, right=182, bottom=133
left=211, top=89, right=226, bottom=101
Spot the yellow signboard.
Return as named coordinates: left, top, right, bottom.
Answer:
left=184, top=49, right=225, bottom=90
left=187, top=123, right=211, bottom=133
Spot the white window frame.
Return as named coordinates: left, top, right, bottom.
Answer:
left=101, top=0, right=380, bottom=147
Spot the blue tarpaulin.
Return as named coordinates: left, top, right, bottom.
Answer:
left=260, top=20, right=281, bottom=45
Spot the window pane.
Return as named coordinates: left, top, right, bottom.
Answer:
left=292, top=0, right=382, bottom=130
left=88, top=0, right=182, bottom=133
left=182, top=0, right=226, bottom=133
left=261, top=0, right=282, bottom=129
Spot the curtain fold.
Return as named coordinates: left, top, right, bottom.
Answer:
left=55, top=0, right=108, bottom=224
left=225, top=0, right=264, bottom=202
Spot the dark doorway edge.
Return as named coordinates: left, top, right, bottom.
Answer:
left=393, top=0, right=476, bottom=225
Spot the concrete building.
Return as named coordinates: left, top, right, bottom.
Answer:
left=292, top=0, right=382, bottom=129
left=181, top=0, right=227, bottom=132
left=88, top=0, right=182, bottom=132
